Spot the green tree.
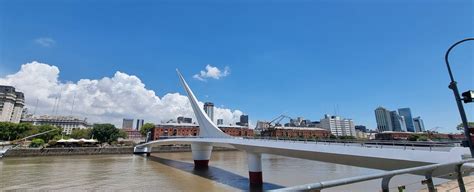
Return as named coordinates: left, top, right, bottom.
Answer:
left=408, top=134, right=419, bottom=141
left=34, top=125, right=61, bottom=142
left=457, top=122, right=474, bottom=130
left=140, top=123, right=155, bottom=136
left=338, top=136, right=356, bottom=140
left=70, top=128, right=92, bottom=139
left=30, top=138, right=45, bottom=147
left=417, top=135, right=429, bottom=141
left=0, top=122, right=34, bottom=141
left=48, top=140, right=57, bottom=146
left=329, top=134, right=337, bottom=139
left=91, top=124, right=126, bottom=143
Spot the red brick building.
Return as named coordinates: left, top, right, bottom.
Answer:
left=150, top=123, right=254, bottom=140
left=262, top=127, right=331, bottom=139
left=375, top=131, right=465, bottom=140
left=219, top=125, right=254, bottom=137
left=123, top=128, right=143, bottom=140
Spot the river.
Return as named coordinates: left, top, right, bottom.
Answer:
left=0, top=151, right=441, bottom=191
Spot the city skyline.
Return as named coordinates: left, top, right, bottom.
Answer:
left=1, top=1, right=473, bottom=133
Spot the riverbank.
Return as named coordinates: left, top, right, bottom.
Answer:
left=3, top=145, right=236, bottom=157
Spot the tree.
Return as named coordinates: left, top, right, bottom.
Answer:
left=408, top=134, right=419, bottom=141
left=0, top=122, right=33, bottom=141
left=91, top=124, right=126, bottom=143
left=70, top=128, right=91, bottom=139
left=140, top=123, right=155, bottom=136
left=329, top=134, right=337, bottom=139
left=457, top=122, right=474, bottom=130
left=34, top=125, right=61, bottom=142
left=417, top=135, right=429, bottom=141
left=30, top=138, right=45, bottom=148
left=338, top=136, right=356, bottom=140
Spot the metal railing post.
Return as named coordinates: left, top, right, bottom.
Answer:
left=456, top=164, right=466, bottom=192
left=382, top=176, right=393, bottom=192
left=424, top=170, right=437, bottom=192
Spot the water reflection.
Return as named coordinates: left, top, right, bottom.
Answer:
left=148, top=156, right=284, bottom=191
left=0, top=151, right=440, bottom=191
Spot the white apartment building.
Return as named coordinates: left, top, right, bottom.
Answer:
left=320, top=114, right=356, bottom=137
left=21, top=115, right=92, bottom=135
left=0, top=85, right=25, bottom=123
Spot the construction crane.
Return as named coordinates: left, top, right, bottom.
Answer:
left=259, top=114, right=292, bottom=137
left=268, top=114, right=292, bottom=127
left=426, top=126, right=442, bottom=140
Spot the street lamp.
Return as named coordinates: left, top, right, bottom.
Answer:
left=444, top=38, right=474, bottom=157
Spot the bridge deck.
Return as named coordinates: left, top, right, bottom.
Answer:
left=138, top=137, right=470, bottom=173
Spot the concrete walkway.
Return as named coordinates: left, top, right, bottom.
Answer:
left=418, top=175, right=474, bottom=192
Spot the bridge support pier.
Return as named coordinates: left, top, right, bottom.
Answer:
left=247, top=152, right=263, bottom=186
left=133, top=146, right=152, bottom=156
left=191, top=143, right=212, bottom=169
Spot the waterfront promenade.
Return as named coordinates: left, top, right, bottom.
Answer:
left=2, top=145, right=235, bottom=157
left=419, top=175, right=474, bottom=192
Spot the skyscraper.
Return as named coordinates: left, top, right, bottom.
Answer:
left=203, top=102, right=214, bottom=121
left=122, top=118, right=134, bottom=129
left=0, top=85, right=25, bottom=123
left=398, top=108, right=415, bottom=132
left=135, top=119, right=144, bottom=130
left=355, top=125, right=367, bottom=132
left=177, top=116, right=192, bottom=124
left=413, top=117, right=425, bottom=132
left=375, top=107, right=393, bottom=132
left=390, top=111, right=407, bottom=132
left=239, top=115, right=249, bottom=126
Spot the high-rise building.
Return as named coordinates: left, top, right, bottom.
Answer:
left=217, top=119, right=224, bottom=125
left=398, top=108, right=415, bottom=132
left=122, top=118, right=134, bottom=129
left=320, top=114, right=356, bottom=137
left=355, top=125, right=367, bottom=132
left=375, top=107, right=393, bottom=132
left=0, top=85, right=25, bottom=123
left=203, top=102, right=214, bottom=121
left=390, top=111, right=407, bottom=132
left=413, top=117, right=425, bottom=132
left=135, top=119, right=144, bottom=130
left=239, top=115, right=249, bottom=126
left=177, top=116, right=192, bottom=124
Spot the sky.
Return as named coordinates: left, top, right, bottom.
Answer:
left=0, top=0, right=473, bottom=132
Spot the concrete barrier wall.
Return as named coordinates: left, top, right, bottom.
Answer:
left=4, top=145, right=236, bottom=157
left=4, top=147, right=134, bottom=157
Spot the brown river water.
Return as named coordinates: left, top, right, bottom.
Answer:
left=0, top=151, right=443, bottom=191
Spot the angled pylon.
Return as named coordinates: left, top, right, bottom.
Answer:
left=176, top=69, right=231, bottom=138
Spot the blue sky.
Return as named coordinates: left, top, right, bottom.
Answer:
left=1, top=0, right=473, bottom=132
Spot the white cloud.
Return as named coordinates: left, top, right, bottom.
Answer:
left=34, top=37, right=56, bottom=47
left=0, top=61, right=244, bottom=127
left=193, top=64, right=230, bottom=81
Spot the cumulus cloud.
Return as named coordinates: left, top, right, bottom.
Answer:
left=0, top=61, right=244, bottom=127
left=193, top=64, right=230, bottom=81
left=34, top=37, right=56, bottom=47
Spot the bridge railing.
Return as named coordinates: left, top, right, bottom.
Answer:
left=151, top=136, right=457, bottom=151
left=270, top=158, right=474, bottom=192
left=242, top=136, right=457, bottom=151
